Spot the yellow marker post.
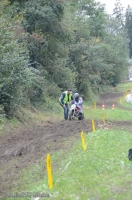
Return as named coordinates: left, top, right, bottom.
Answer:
left=102, top=114, right=106, bottom=124
left=92, top=119, right=96, bottom=132
left=119, top=98, right=122, bottom=103
left=81, top=131, right=86, bottom=150
left=124, top=93, right=126, bottom=98
left=46, top=154, right=53, bottom=189
left=94, top=102, right=96, bottom=109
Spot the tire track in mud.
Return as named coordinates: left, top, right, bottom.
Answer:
left=0, top=119, right=94, bottom=195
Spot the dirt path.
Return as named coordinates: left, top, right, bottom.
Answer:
left=0, top=91, right=132, bottom=197
left=0, top=119, right=94, bottom=196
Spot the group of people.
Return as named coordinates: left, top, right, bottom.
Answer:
left=59, top=89, right=83, bottom=120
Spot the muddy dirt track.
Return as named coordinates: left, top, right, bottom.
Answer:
left=0, top=91, right=132, bottom=197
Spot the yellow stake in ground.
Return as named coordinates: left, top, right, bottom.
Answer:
left=94, top=102, right=96, bottom=109
left=46, top=154, right=53, bottom=189
left=102, top=114, right=106, bottom=124
left=81, top=131, right=86, bottom=150
left=92, top=119, right=96, bottom=132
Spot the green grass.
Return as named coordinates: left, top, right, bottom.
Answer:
left=119, top=100, right=132, bottom=109
left=84, top=107, right=132, bottom=121
left=51, top=130, right=132, bottom=200
left=2, top=129, right=132, bottom=200
left=115, top=82, right=132, bottom=92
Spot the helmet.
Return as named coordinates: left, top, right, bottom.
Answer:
left=74, top=93, right=80, bottom=102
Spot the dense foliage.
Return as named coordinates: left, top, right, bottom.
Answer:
left=0, top=0, right=131, bottom=117
left=125, top=6, right=132, bottom=58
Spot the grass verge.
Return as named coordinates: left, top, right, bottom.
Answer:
left=2, top=129, right=132, bottom=200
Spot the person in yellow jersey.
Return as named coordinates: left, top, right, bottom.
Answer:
left=59, top=89, right=73, bottom=120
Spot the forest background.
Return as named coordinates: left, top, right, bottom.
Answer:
left=1, top=0, right=132, bottom=119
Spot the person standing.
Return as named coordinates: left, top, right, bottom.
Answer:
left=59, top=89, right=73, bottom=120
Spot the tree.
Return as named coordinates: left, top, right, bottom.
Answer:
left=63, top=0, right=108, bottom=99
left=125, top=6, right=132, bottom=58
left=113, top=0, right=125, bottom=29
left=0, top=0, right=29, bottom=116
